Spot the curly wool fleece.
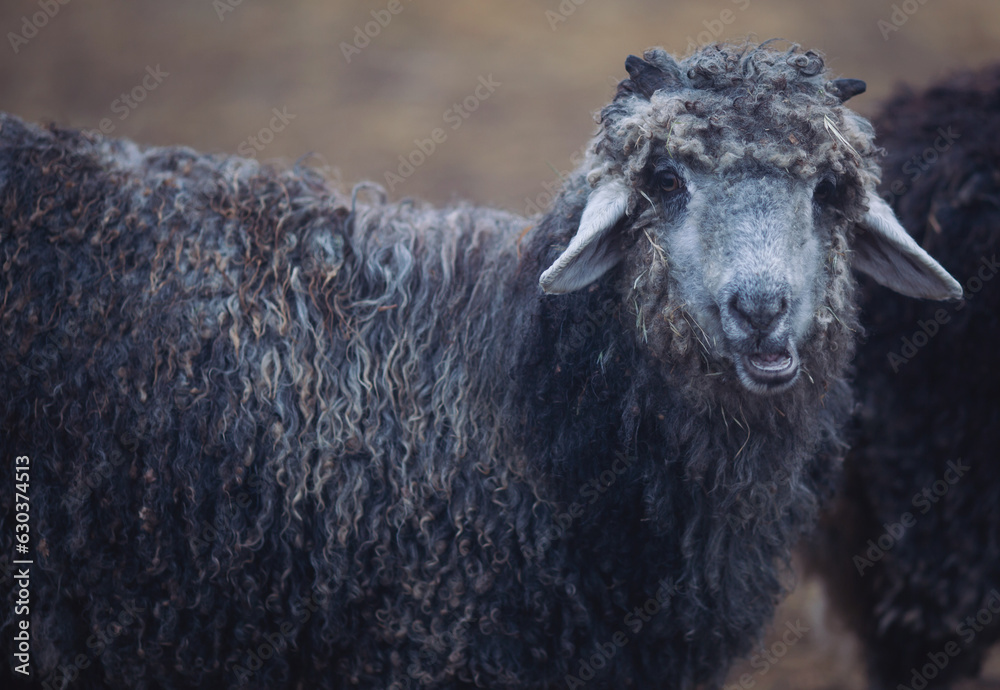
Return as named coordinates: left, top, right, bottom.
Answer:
left=598, top=44, right=880, bottom=182
left=0, top=42, right=905, bottom=689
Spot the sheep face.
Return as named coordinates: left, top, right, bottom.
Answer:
left=539, top=44, right=962, bottom=395
left=661, top=167, right=829, bottom=393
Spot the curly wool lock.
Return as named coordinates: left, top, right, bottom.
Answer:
left=0, top=42, right=958, bottom=689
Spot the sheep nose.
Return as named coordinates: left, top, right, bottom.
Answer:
left=727, top=289, right=789, bottom=335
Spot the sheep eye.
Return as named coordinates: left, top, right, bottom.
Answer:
left=814, top=178, right=837, bottom=203
left=657, top=171, right=683, bottom=195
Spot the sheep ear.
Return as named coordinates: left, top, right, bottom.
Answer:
left=852, top=195, right=963, bottom=300
left=539, top=178, right=629, bottom=294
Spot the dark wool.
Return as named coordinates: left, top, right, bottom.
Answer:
left=1, top=43, right=866, bottom=689
left=808, top=64, right=1000, bottom=689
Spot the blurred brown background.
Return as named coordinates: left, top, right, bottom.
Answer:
left=4, top=0, right=1000, bottom=211
left=3, top=1, right=1000, bottom=687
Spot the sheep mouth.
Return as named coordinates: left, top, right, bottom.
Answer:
left=736, top=347, right=800, bottom=393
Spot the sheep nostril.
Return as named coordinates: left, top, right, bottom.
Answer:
left=727, top=292, right=788, bottom=334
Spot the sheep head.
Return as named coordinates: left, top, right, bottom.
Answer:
left=540, top=42, right=962, bottom=395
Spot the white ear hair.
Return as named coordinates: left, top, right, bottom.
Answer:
left=853, top=194, right=963, bottom=300
left=539, top=178, right=630, bottom=294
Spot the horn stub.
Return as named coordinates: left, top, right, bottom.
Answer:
left=830, top=78, right=867, bottom=103
left=622, top=55, right=673, bottom=100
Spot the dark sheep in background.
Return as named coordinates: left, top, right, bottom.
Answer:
left=0, top=42, right=960, bottom=689
left=808, top=64, right=1000, bottom=689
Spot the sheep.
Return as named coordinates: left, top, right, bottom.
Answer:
left=806, top=63, right=1000, bottom=690
left=0, top=41, right=962, bottom=690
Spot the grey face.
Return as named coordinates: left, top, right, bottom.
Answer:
left=662, top=169, right=829, bottom=393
